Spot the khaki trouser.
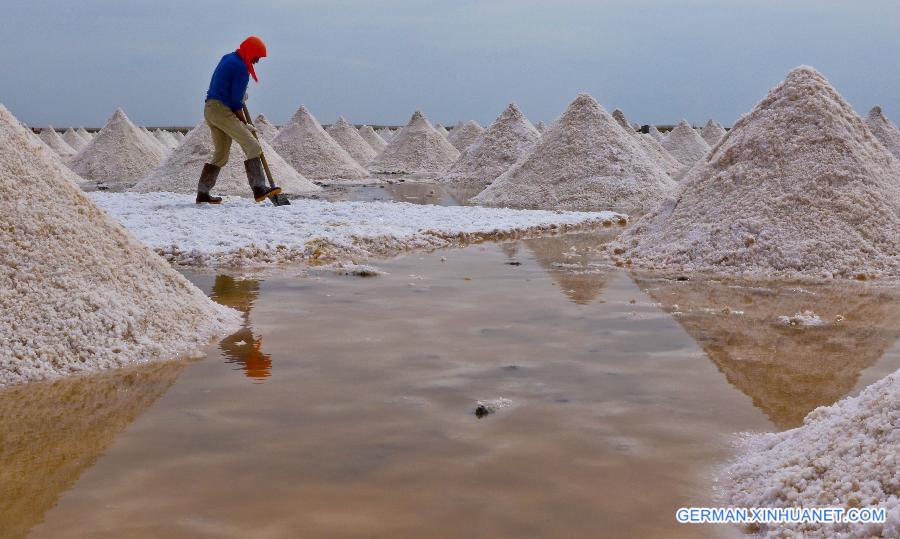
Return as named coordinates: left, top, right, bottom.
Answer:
left=204, top=99, right=262, bottom=168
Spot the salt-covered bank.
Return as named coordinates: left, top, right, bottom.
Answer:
left=90, top=192, right=624, bottom=268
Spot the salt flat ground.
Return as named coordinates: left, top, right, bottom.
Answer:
left=5, top=234, right=900, bottom=538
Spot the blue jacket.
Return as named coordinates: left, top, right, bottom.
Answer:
left=206, top=52, right=249, bottom=111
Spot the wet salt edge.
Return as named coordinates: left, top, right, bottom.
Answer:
left=90, top=191, right=623, bottom=267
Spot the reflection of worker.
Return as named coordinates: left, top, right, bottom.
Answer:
left=211, top=275, right=272, bottom=381
left=220, top=328, right=272, bottom=380
left=196, top=36, right=281, bottom=205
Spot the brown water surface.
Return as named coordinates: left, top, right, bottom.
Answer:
left=5, top=234, right=900, bottom=538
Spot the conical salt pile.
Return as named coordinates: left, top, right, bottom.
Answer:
left=254, top=114, right=279, bottom=143
left=648, top=125, right=664, bottom=141
left=271, top=106, right=368, bottom=180
left=358, top=125, right=387, bottom=153
left=326, top=117, right=377, bottom=165
left=132, top=120, right=320, bottom=196
left=440, top=103, right=541, bottom=189
left=612, top=109, right=632, bottom=131
left=368, top=111, right=460, bottom=174
left=866, top=106, right=900, bottom=160
left=174, top=131, right=185, bottom=141
left=39, top=127, right=76, bottom=158
left=70, top=108, right=167, bottom=188
left=614, top=66, right=900, bottom=280
left=700, top=119, right=727, bottom=145
left=141, top=126, right=168, bottom=154
left=637, top=133, right=684, bottom=177
left=535, top=121, right=546, bottom=133
left=77, top=127, right=93, bottom=140
left=661, top=120, right=710, bottom=166
left=153, top=130, right=177, bottom=150
left=10, top=114, right=85, bottom=186
left=725, top=369, right=900, bottom=538
left=434, top=123, right=450, bottom=138
left=376, top=127, right=394, bottom=141
left=0, top=105, right=241, bottom=387
left=447, top=120, right=484, bottom=151
left=472, top=94, right=676, bottom=213
left=62, top=128, right=88, bottom=152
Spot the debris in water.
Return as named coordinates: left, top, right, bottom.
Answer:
left=474, top=397, right=513, bottom=418
left=777, top=311, right=824, bottom=327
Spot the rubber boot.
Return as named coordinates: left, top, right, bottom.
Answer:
left=244, top=157, right=282, bottom=203
left=196, top=163, right=222, bottom=204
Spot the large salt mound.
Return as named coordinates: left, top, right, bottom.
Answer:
left=0, top=105, right=241, bottom=388
left=39, top=127, right=76, bottom=158
left=141, top=126, right=169, bottom=154
left=9, top=110, right=86, bottom=187
left=272, top=106, right=368, bottom=180
left=472, top=94, right=676, bottom=213
left=535, top=121, right=546, bottom=133
left=614, top=66, right=900, bottom=280
left=153, top=130, right=177, bottom=150
left=358, top=125, right=387, bottom=153
left=661, top=120, right=710, bottom=166
left=440, top=103, right=541, bottom=189
left=723, top=368, right=900, bottom=537
left=368, top=111, right=460, bottom=174
left=132, top=120, right=320, bottom=196
left=163, top=130, right=180, bottom=148
left=326, top=116, right=377, bottom=165
left=609, top=112, right=685, bottom=178
left=254, top=114, right=279, bottom=143
left=69, top=108, right=167, bottom=188
left=638, top=133, right=684, bottom=178
left=648, top=125, right=664, bottom=141
left=448, top=120, right=485, bottom=151
left=62, top=128, right=88, bottom=152
left=77, top=127, right=93, bottom=140
left=376, top=127, right=394, bottom=141
left=612, top=109, right=632, bottom=131
left=866, top=106, right=900, bottom=160
left=434, top=123, right=450, bottom=138
left=700, top=119, right=727, bottom=145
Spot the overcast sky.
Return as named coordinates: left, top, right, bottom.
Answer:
left=3, top=0, right=899, bottom=128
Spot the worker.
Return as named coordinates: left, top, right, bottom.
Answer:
left=196, top=36, right=281, bottom=204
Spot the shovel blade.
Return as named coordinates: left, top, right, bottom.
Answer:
left=270, top=193, right=291, bottom=206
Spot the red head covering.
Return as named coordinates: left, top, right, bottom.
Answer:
left=237, top=36, right=267, bottom=83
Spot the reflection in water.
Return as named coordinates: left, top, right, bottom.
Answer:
left=499, top=241, right=519, bottom=260
left=635, top=275, right=900, bottom=429
left=0, top=361, right=185, bottom=538
left=523, top=232, right=615, bottom=305
left=440, top=185, right=483, bottom=205
left=383, top=182, right=462, bottom=206
left=210, top=275, right=272, bottom=381
left=333, top=183, right=465, bottom=206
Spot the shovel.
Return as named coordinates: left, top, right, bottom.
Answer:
left=241, top=102, right=291, bottom=206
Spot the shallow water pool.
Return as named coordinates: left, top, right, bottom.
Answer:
left=4, top=233, right=900, bottom=538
